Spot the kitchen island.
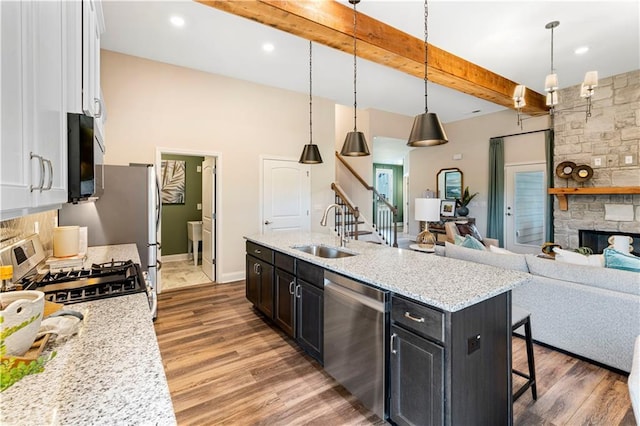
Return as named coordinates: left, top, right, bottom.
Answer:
left=245, top=231, right=531, bottom=425
left=0, top=244, right=175, bottom=426
left=246, top=231, right=529, bottom=312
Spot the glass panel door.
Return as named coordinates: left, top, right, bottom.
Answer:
left=505, top=163, right=546, bottom=254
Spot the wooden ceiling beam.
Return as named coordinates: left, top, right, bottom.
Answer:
left=196, top=0, right=548, bottom=115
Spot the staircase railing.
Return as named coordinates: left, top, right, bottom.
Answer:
left=331, top=183, right=361, bottom=240
left=334, top=151, right=398, bottom=247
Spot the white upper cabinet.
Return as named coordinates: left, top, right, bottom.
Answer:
left=0, top=1, right=68, bottom=220
left=1, top=2, right=31, bottom=214
left=67, top=0, right=106, bottom=149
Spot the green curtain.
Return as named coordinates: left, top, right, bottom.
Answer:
left=487, top=137, right=505, bottom=245
left=545, top=130, right=555, bottom=242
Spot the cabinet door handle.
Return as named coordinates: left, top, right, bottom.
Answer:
left=43, top=158, right=53, bottom=190
left=404, top=312, right=425, bottom=323
left=289, top=281, right=295, bottom=295
left=390, top=333, right=398, bottom=354
left=30, top=152, right=45, bottom=192
left=94, top=97, right=103, bottom=118
left=256, top=263, right=261, bottom=275
left=295, top=284, right=301, bottom=299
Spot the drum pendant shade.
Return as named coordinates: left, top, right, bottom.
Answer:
left=341, top=131, right=370, bottom=156
left=299, top=144, right=323, bottom=163
left=408, top=112, right=448, bottom=147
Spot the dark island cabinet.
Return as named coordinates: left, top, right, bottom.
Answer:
left=246, top=242, right=323, bottom=364
left=246, top=241, right=274, bottom=318
left=389, top=293, right=511, bottom=426
left=389, top=325, right=444, bottom=426
left=295, top=260, right=324, bottom=363
left=274, top=252, right=296, bottom=337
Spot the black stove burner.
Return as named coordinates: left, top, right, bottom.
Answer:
left=23, top=259, right=145, bottom=304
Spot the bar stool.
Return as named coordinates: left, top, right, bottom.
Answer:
left=512, top=305, right=537, bottom=401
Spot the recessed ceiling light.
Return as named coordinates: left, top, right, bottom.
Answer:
left=262, top=43, right=275, bottom=53
left=574, top=46, right=589, bottom=55
left=170, top=16, right=185, bottom=28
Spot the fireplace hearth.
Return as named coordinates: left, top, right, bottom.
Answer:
left=579, top=230, right=640, bottom=256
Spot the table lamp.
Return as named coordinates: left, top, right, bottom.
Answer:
left=415, top=198, right=441, bottom=248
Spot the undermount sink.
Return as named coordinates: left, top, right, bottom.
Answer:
left=293, top=244, right=356, bottom=259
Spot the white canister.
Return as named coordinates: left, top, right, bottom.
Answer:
left=608, top=235, right=633, bottom=253
left=53, top=226, right=80, bottom=258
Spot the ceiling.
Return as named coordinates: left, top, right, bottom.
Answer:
left=101, top=1, right=639, bottom=125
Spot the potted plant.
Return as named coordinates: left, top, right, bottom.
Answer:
left=455, top=186, right=478, bottom=217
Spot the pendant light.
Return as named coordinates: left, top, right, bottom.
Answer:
left=340, top=0, right=370, bottom=157
left=299, top=41, right=323, bottom=164
left=407, top=0, right=448, bottom=147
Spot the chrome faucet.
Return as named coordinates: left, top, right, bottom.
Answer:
left=320, top=203, right=348, bottom=247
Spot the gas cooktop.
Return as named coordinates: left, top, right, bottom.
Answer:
left=21, top=260, right=146, bottom=304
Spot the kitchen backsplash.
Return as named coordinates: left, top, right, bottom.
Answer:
left=0, top=210, right=57, bottom=252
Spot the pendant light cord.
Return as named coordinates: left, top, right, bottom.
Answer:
left=550, top=25, right=555, bottom=74
left=423, top=0, right=429, bottom=114
left=309, top=41, right=313, bottom=144
left=352, top=0, right=358, bottom=132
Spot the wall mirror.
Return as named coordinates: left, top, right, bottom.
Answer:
left=436, top=168, right=463, bottom=200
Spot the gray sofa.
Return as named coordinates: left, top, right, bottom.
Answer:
left=441, top=242, right=640, bottom=373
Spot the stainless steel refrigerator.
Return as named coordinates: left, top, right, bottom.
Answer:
left=59, top=164, right=160, bottom=314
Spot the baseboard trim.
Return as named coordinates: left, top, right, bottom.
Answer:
left=161, top=253, right=191, bottom=262
left=219, top=270, right=244, bottom=284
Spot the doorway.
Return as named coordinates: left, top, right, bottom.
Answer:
left=375, top=168, right=393, bottom=203
left=156, top=148, right=220, bottom=292
left=504, top=162, right=546, bottom=254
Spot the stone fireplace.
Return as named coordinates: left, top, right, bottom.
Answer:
left=579, top=229, right=639, bottom=256
left=552, top=70, right=640, bottom=250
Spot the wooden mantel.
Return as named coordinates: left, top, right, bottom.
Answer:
left=548, top=187, right=640, bottom=210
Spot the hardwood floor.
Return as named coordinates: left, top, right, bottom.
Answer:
left=154, top=282, right=636, bottom=426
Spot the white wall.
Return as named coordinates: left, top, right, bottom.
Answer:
left=102, top=50, right=335, bottom=282
left=334, top=106, right=415, bottom=223
left=408, top=110, right=550, bottom=237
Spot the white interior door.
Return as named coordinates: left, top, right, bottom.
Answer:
left=505, top=163, right=546, bottom=254
left=202, top=157, right=216, bottom=281
left=403, top=175, right=409, bottom=233
left=262, top=159, right=310, bottom=233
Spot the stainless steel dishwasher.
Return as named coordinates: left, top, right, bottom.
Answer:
left=324, top=270, right=388, bottom=420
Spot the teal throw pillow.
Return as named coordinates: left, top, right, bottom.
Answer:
left=603, top=248, right=640, bottom=272
left=454, top=234, right=466, bottom=245
left=455, top=234, right=486, bottom=251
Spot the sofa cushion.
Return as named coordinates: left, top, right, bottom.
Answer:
left=525, top=254, right=640, bottom=296
left=604, top=248, right=640, bottom=272
left=454, top=234, right=486, bottom=251
left=445, top=242, right=529, bottom=272
left=513, top=274, right=640, bottom=372
left=489, top=245, right=516, bottom=255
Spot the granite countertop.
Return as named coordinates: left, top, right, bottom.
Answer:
left=83, top=243, right=141, bottom=266
left=1, top=245, right=176, bottom=426
left=245, top=231, right=531, bottom=312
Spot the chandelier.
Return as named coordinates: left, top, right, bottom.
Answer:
left=513, top=20, right=598, bottom=128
